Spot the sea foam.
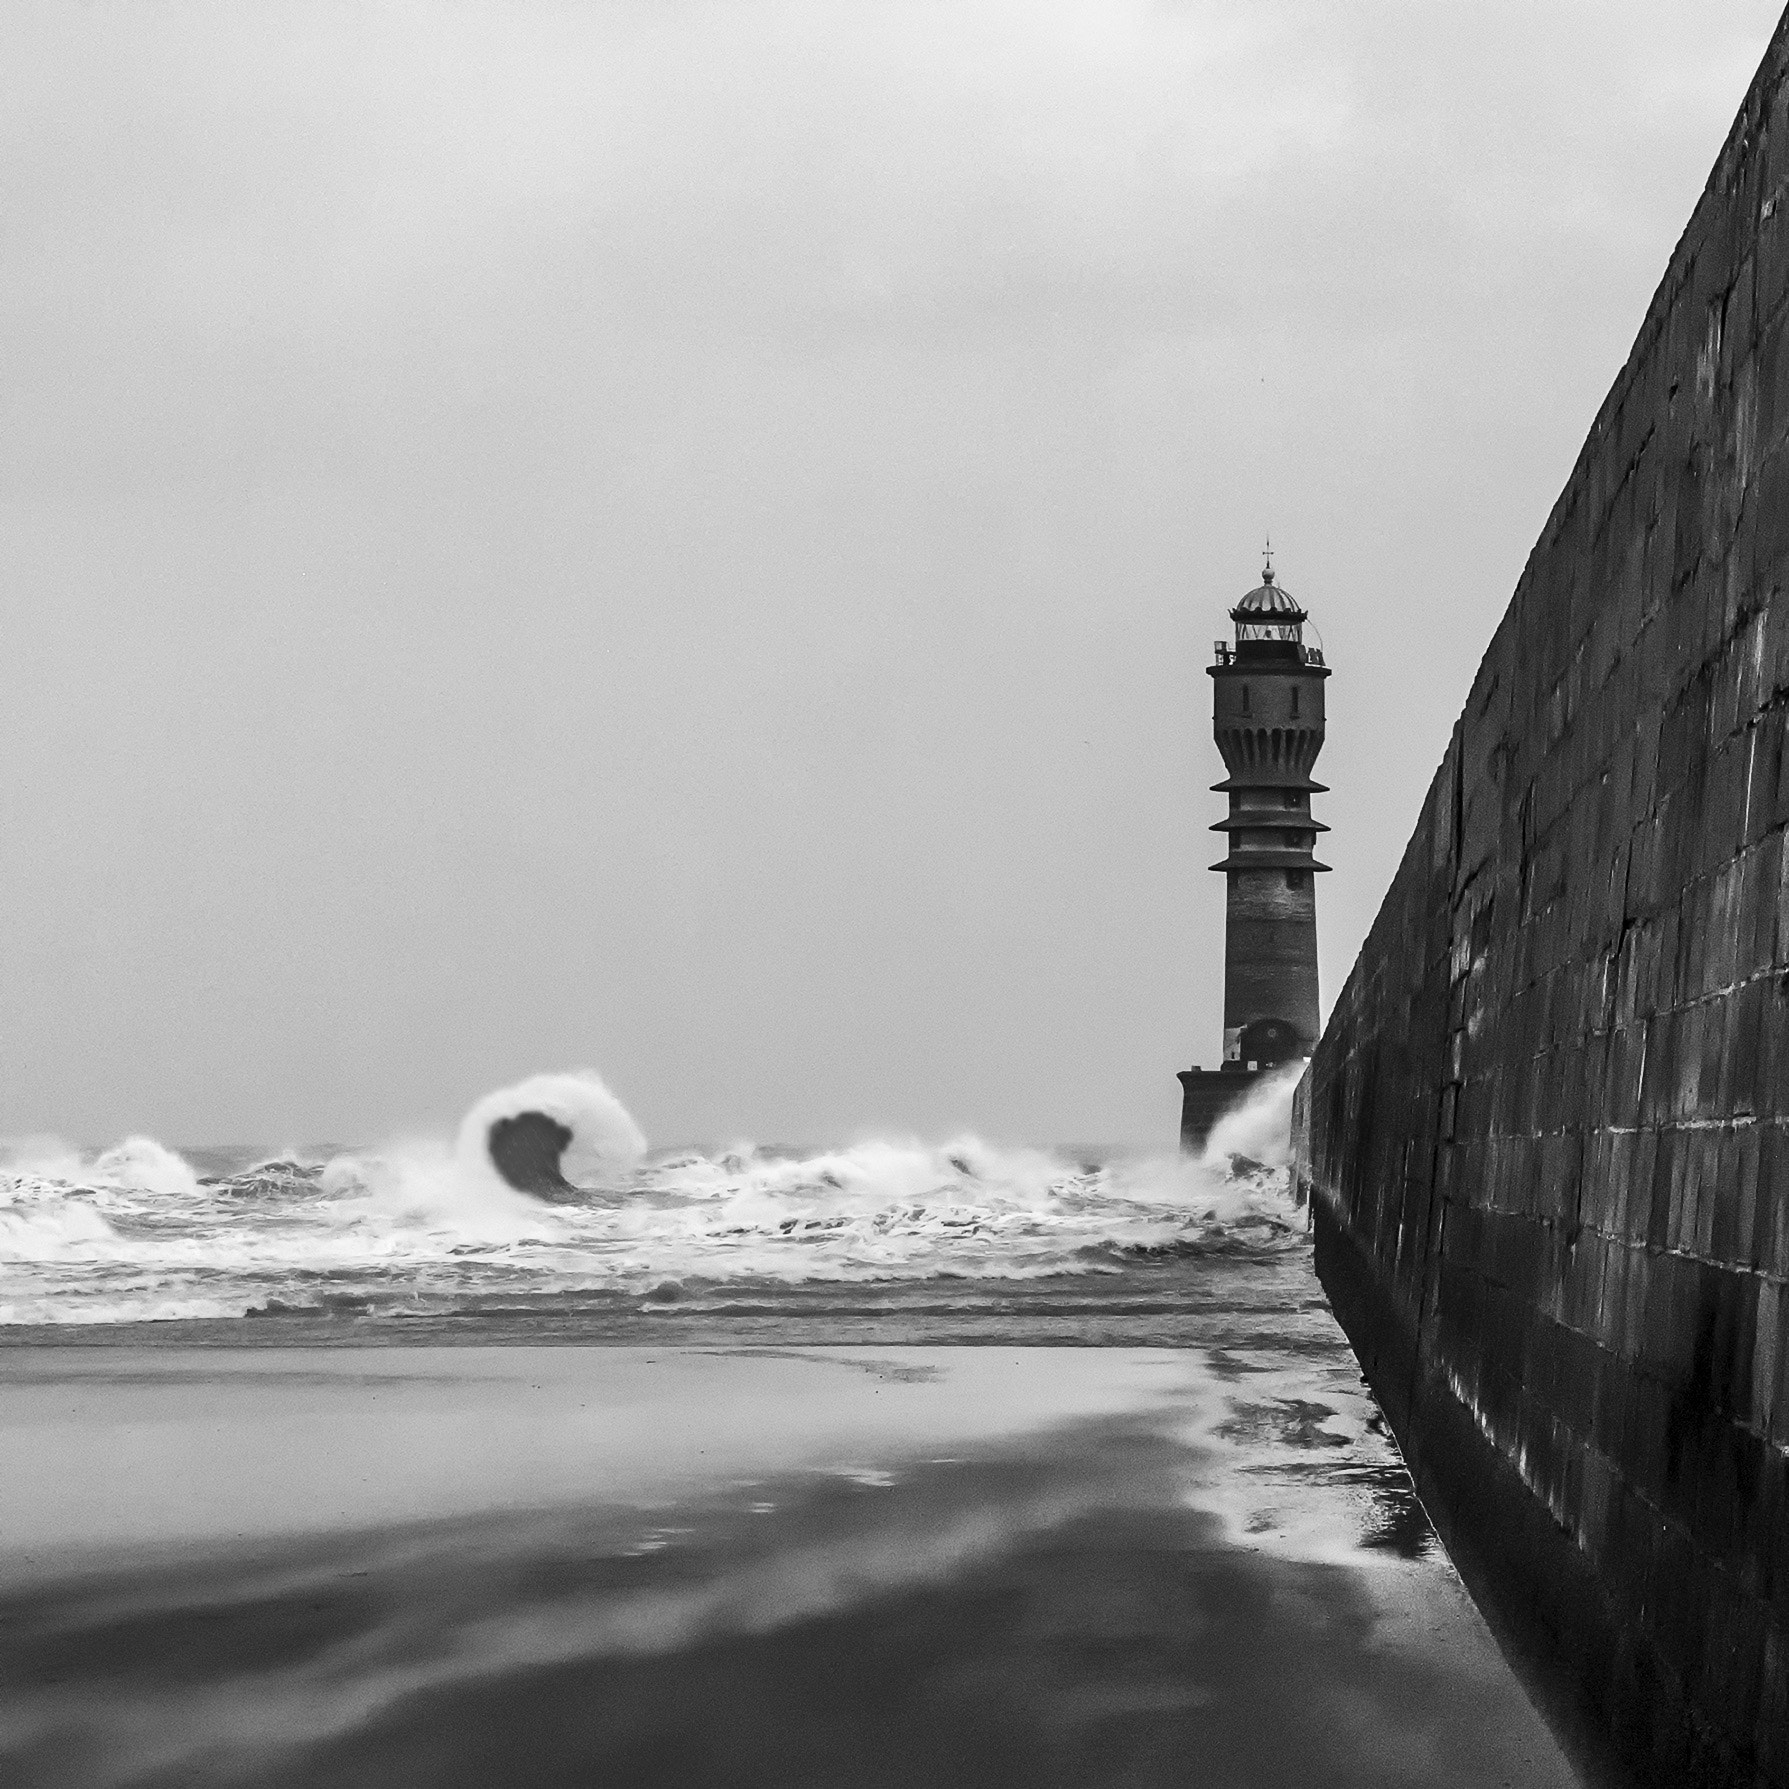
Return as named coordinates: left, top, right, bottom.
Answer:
left=0, top=1068, right=1303, bottom=1325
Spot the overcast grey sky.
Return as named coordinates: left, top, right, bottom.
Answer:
left=2, top=0, right=1781, bottom=1148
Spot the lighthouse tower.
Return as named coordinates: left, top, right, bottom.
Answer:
left=1178, top=554, right=1330, bottom=1150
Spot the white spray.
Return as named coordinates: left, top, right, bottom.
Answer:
left=1, top=1066, right=1302, bottom=1323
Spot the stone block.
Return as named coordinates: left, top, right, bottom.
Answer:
left=1770, top=1294, right=1789, bottom=1446
left=1756, top=1625, right=1789, bottom=1784
left=1694, top=1131, right=1724, bottom=1257
left=1756, top=1123, right=1789, bottom=1270
left=1754, top=1280, right=1784, bottom=1435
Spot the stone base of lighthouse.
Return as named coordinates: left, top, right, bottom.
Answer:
left=1176, top=1066, right=1272, bottom=1154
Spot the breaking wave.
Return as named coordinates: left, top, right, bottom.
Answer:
left=0, top=1069, right=1303, bottom=1326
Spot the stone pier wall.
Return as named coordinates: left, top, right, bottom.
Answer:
left=1301, top=15, right=1789, bottom=1785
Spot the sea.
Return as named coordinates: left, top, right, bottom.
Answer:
left=0, top=1071, right=1587, bottom=1788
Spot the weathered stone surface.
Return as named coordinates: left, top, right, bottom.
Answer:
left=1299, top=15, right=1789, bottom=1786
left=1178, top=1065, right=1271, bottom=1152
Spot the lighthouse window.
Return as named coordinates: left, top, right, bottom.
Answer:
left=1240, top=685, right=1251, bottom=716
left=1290, top=687, right=1300, bottom=717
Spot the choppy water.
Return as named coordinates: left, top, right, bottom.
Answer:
left=0, top=1069, right=1302, bottom=1333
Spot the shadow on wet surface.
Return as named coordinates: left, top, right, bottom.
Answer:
left=1, top=1410, right=1574, bottom=1789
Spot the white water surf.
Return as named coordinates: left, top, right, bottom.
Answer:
left=0, top=1068, right=1303, bottom=1325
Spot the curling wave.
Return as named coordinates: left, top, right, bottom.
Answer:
left=0, top=1068, right=1303, bottom=1325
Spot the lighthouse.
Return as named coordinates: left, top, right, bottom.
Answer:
left=1178, top=554, right=1330, bottom=1150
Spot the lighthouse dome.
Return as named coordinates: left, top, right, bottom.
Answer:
left=1230, top=567, right=1306, bottom=623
